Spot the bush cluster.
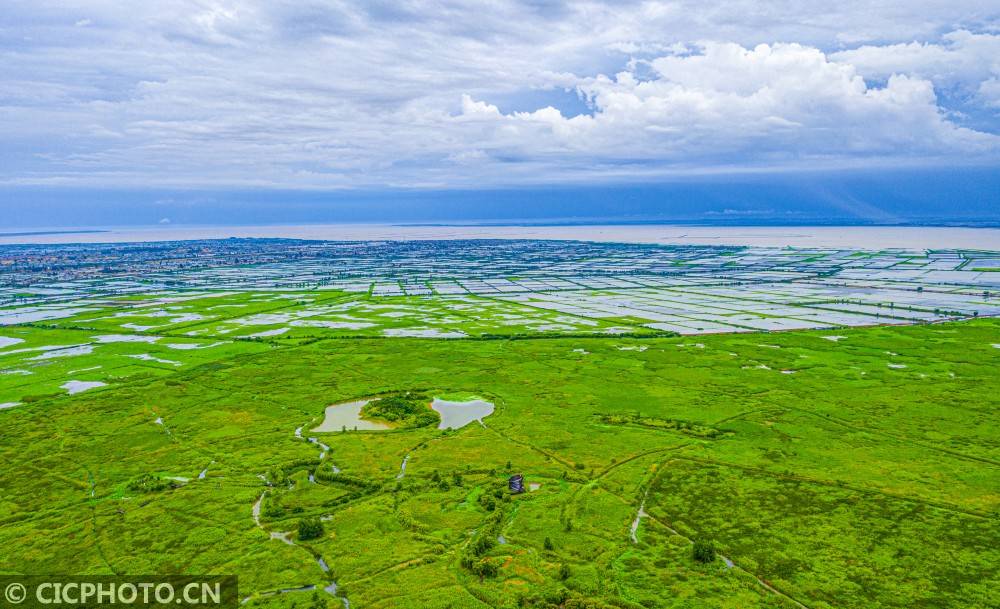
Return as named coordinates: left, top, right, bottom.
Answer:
left=298, top=516, right=324, bottom=541
left=360, top=391, right=440, bottom=428
left=692, top=539, right=716, bottom=563
left=126, top=474, right=175, bottom=493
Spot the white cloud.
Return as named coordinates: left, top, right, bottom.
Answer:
left=830, top=30, right=1000, bottom=92
left=0, top=2, right=997, bottom=189
left=459, top=42, right=998, bottom=165
left=980, top=79, right=1000, bottom=108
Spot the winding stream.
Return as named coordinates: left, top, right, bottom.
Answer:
left=629, top=500, right=648, bottom=544
left=629, top=482, right=798, bottom=605
left=299, top=424, right=340, bottom=470
left=308, top=437, right=330, bottom=460
left=396, top=454, right=410, bottom=479
left=244, top=433, right=350, bottom=609
left=252, top=492, right=265, bottom=527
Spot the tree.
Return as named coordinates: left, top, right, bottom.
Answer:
left=308, top=592, right=327, bottom=609
left=692, top=539, right=715, bottom=563
left=298, top=516, right=324, bottom=541
left=558, top=564, right=571, bottom=580
left=473, top=558, right=498, bottom=578
left=471, top=534, right=495, bottom=556
left=543, top=536, right=554, bottom=551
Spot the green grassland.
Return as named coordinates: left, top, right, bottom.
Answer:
left=1, top=315, right=998, bottom=609
left=27, top=290, right=655, bottom=340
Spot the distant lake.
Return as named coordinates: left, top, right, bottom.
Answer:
left=1, top=224, right=998, bottom=250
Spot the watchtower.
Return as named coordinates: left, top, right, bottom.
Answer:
left=508, top=473, right=525, bottom=494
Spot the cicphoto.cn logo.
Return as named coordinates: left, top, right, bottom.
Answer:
left=0, top=576, right=237, bottom=609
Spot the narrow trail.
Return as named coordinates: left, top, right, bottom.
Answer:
left=567, top=444, right=689, bottom=534
left=85, top=465, right=119, bottom=576
left=668, top=453, right=992, bottom=519
left=625, top=458, right=811, bottom=609
left=785, top=405, right=1000, bottom=468
left=480, top=419, right=575, bottom=470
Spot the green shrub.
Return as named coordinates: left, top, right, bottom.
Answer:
left=692, top=539, right=716, bottom=563
left=298, top=516, right=324, bottom=541
left=558, top=564, right=571, bottom=580
left=126, top=474, right=173, bottom=493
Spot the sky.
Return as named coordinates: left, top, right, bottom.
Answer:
left=2, top=1, right=999, bottom=227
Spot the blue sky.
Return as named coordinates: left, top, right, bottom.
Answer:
left=2, top=1, right=999, bottom=226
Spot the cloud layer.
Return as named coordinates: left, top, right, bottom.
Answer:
left=1, top=1, right=999, bottom=189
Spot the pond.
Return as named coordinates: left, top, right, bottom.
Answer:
left=62, top=380, right=107, bottom=395
left=431, top=397, right=495, bottom=430
left=313, top=400, right=392, bottom=432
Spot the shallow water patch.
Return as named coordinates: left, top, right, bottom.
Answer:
left=312, top=400, right=392, bottom=432
left=247, top=327, right=289, bottom=338
left=290, top=320, right=375, bottom=330
left=165, top=341, right=228, bottom=350
left=62, top=380, right=107, bottom=395
left=382, top=328, right=467, bottom=338
left=126, top=353, right=182, bottom=366
left=29, top=345, right=94, bottom=360
left=431, top=397, right=495, bottom=430
left=93, top=334, right=160, bottom=344
left=121, top=323, right=161, bottom=332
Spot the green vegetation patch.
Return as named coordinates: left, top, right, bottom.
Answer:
left=598, top=413, right=730, bottom=438
left=126, top=474, right=181, bottom=494
left=2, top=319, right=999, bottom=609
left=360, top=391, right=440, bottom=428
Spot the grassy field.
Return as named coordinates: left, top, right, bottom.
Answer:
left=1, top=314, right=998, bottom=609
left=27, top=290, right=656, bottom=340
